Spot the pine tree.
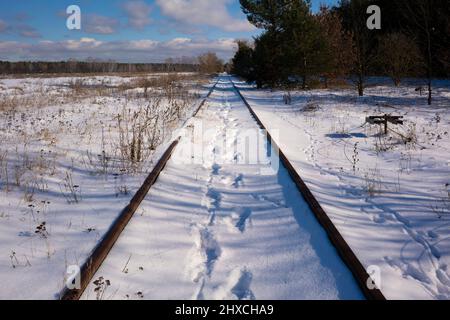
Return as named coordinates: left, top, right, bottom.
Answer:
left=239, top=0, right=292, bottom=32
left=231, top=40, right=255, bottom=81
left=279, top=0, right=329, bottom=89
left=239, top=0, right=330, bottom=88
left=253, top=31, right=285, bottom=88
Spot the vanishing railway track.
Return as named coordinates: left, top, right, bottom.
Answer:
left=61, top=76, right=385, bottom=300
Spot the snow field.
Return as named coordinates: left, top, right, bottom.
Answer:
left=0, top=73, right=208, bottom=299
left=82, top=77, right=363, bottom=300
left=235, top=77, right=450, bottom=300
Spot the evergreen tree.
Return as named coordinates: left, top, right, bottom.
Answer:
left=279, top=0, right=329, bottom=89
left=240, top=0, right=293, bottom=32
left=239, top=0, right=292, bottom=87
left=232, top=0, right=449, bottom=92
left=239, top=0, right=329, bottom=88
left=252, top=30, right=285, bottom=87
left=231, top=40, right=255, bottom=81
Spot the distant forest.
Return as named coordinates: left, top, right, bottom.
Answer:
left=0, top=60, right=199, bottom=75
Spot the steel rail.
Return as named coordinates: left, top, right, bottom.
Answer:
left=232, top=80, right=386, bottom=301
left=60, top=80, right=217, bottom=300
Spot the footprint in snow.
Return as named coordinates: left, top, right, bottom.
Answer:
left=213, top=267, right=255, bottom=300
left=188, top=226, right=222, bottom=283
left=202, top=188, right=222, bottom=211
left=372, top=214, right=386, bottom=224
left=232, top=174, right=244, bottom=188
left=232, top=268, right=255, bottom=300
left=235, top=208, right=252, bottom=233
left=212, top=164, right=221, bottom=175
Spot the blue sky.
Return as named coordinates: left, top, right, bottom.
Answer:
left=0, top=0, right=338, bottom=62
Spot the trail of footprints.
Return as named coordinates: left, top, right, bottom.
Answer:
left=188, top=93, right=255, bottom=300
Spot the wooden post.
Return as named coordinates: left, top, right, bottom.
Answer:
left=366, top=115, right=404, bottom=136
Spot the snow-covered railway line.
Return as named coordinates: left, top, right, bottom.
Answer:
left=60, top=81, right=218, bottom=300
left=64, top=76, right=375, bottom=300
left=231, top=78, right=385, bottom=300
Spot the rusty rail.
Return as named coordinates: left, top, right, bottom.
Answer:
left=60, top=81, right=217, bottom=300
left=232, top=80, right=386, bottom=301
left=192, top=82, right=217, bottom=117
left=60, top=138, right=180, bottom=300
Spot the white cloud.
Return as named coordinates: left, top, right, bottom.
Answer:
left=129, top=39, right=159, bottom=49
left=0, top=41, right=29, bottom=51
left=0, top=37, right=239, bottom=62
left=123, top=0, right=152, bottom=29
left=0, top=41, right=31, bottom=60
left=163, top=37, right=236, bottom=52
left=156, top=0, right=255, bottom=33
left=84, top=14, right=120, bottom=34
left=164, top=37, right=193, bottom=48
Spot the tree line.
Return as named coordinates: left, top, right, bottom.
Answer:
left=0, top=52, right=225, bottom=76
left=231, top=0, right=450, bottom=105
left=0, top=60, right=199, bottom=75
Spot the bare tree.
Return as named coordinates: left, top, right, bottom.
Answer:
left=377, top=33, right=423, bottom=86
left=349, top=0, right=373, bottom=96
left=316, top=5, right=354, bottom=87
left=436, top=23, right=450, bottom=74
left=401, top=0, right=436, bottom=105
left=339, top=0, right=376, bottom=96
left=198, top=52, right=224, bottom=74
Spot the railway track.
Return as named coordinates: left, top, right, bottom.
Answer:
left=61, top=76, right=385, bottom=300
left=231, top=79, right=385, bottom=301
left=60, top=82, right=217, bottom=300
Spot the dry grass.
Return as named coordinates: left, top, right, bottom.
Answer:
left=0, top=73, right=209, bottom=112
left=0, top=91, right=70, bottom=111
left=0, top=72, right=211, bottom=208
left=118, top=73, right=207, bottom=93
left=0, top=150, right=9, bottom=192
left=363, top=168, right=385, bottom=197
left=432, top=183, right=450, bottom=219
left=115, top=92, right=194, bottom=172
left=0, top=71, right=196, bottom=80
left=59, top=171, right=81, bottom=204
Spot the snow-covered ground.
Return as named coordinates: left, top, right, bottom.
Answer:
left=235, top=77, right=450, bottom=300
left=82, top=77, right=363, bottom=300
left=1, top=73, right=448, bottom=300
left=0, top=73, right=209, bottom=299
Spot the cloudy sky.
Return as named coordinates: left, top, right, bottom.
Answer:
left=0, top=0, right=338, bottom=63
